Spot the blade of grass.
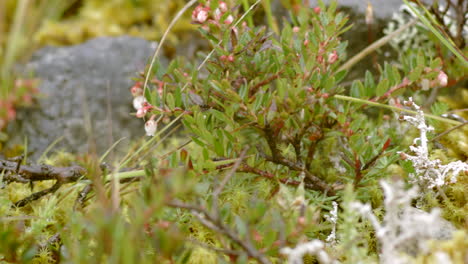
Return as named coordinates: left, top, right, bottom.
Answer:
left=338, top=19, right=417, bottom=72
left=1, top=0, right=30, bottom=96
left=334, top=95, right=462, bottom=126
left=142, top=0, right=198, bottom=97
left=403, top=0, right=468, bottom=66
left=38, top=136, right=64, bottom=163
left=117, top=112, right=186, bottom=169
left=100, top=137, right=127, bottom=163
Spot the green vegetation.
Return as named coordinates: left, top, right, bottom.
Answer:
left=1, top=0, right=467, bottom=263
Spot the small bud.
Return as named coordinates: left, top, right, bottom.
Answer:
left=321, top=93, right=330, bottom=99
left=192, top=5, right=202, bottom=21
left=214, top=8, right=222, bottom=21
left=145, top=119, right=158, bottom=136
left=437, top=71, right=448, bottom=87
left=227, top=54, right=234, bottom=62
left=130, top=82, right=143, bottom=97
left=133, top=95, right=147, bottom=110
left=298, top=216, right=306, bottom=226
left=224, top=15, right=234, bottom=25
left=303, top=39, right=310, bottom=46
left=220, top=55, right=227, bottom=61
left=192, top=5, right=209, bottom=24
left=317, top=55, right=323, bottom=63
left=313, top=7, right=321, bottom=14
left=219, top=1, right=228, bottom=13
left=292, top=26, right=300, bottom=33
left=136, top=108, right=146, bottom=118
left=131, top=87, right=143, bottom=97
left=327, top=50, right=338, bottom=64
left=197, top=9, right=209, bottom=23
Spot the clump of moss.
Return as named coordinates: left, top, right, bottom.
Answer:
left=414, top=230, right=468, bottom=264
left=34, top=0, right=196, bottom=47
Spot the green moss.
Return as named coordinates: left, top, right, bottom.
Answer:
left=34, top=0, right=197, bottom=47
left=414, top=230, right=468, bottom=264
left=187, top=247, right=218, bottom=264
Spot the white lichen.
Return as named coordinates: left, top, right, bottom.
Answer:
left=351, top=180, right=454, bottom=264
left=280, top=239, right=338, bottom=264
left=398, top=98, right=468, bottom=189
left=325, top=201, right=338, bottom=245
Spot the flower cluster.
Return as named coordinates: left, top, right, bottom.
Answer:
left=191, top=1, right=233, bottom=25
left=398, top=98, right=468, bottom=189
left=130, top=81, right=157, bottom=136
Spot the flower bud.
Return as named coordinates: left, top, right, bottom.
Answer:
left=437, top=71, right=448, bottom=87
left=298, top=216, right=306, bottom=226
left=224, top=15, right=234, bottom=25
left=313, top=7, right=321, bottom=14
left=131, top=86, right=143, bottom=97
left=192, top=5, right=209, bottom=24
left=219, top=1, right=228, bottom=13
left=214, top=8, right=222, bottom=21
left=133, top=95, right=147, bottom=110
left=145, top=119, right=158, bottom=136
left=197, top=9, right=209, bottom=23
left=293, top=26, right=300, bottom=33
left=327, top=50, right=338, bottom=64
left=136, top=108, right=146, bottom=118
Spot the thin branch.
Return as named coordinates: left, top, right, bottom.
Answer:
left=13, top=181, right=62, bottom=207
left=212, top=147, right=249, bottom=218
left=239, top=164, right=316, bottom=190
left=259, top=151, right=336, bottom=196
left=1, top=159, right=86, bottom=184
left=338, top=19, right=417, bottom=72
left=430, top=121, right=468, bottom=143
left=74, top=183, right=92, bottom=210
left=167, top=199, right=271, bottom=264
left=143, top=0, right=198, bottom=95
left=213, top=148, right=249, bottom=198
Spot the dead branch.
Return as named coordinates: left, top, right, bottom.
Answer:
left=1, top=159, right=86, bottom=184
left=167, top=199, right=272, bottom=264
left=1, top=158, right=86, bottom=208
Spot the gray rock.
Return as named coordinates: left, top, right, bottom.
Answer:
left=8, top=36, right=163, bottom=161
left=309, top=0, right=404, bottom=18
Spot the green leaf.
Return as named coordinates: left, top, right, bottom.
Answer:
left=174, top=86, right=182, bottom=107
left=409, top=65, right=423, bottom=82
left=335, top=70, right=347, bottom=83
left=350, top=80, right=365, bottom=98
left=375, top=79, right=390, bottom=97
left=364, top=70, right=375, bottom=90
left=235, top=215, right=247, bottom=237
left=166, top=93, right=175, bottom=109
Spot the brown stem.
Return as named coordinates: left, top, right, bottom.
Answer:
left=13, top=181, right=62, bottom=208
left=249, top=70, right=284, bottom=97
left=167, top=200, right=272, bottom=264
